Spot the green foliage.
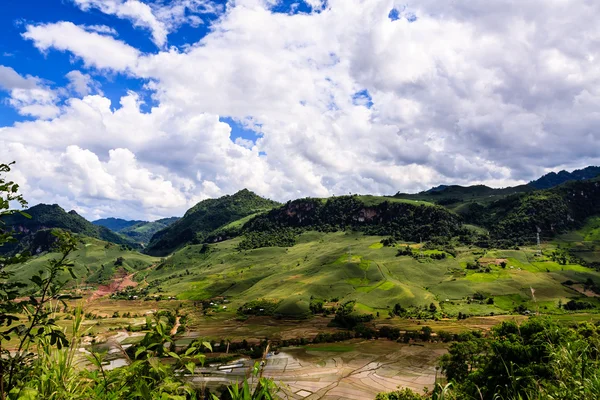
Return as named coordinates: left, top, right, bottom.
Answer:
left=1, top=203, right=139, bottom=256
left=237, top=228, right=297, bottom=250
left=530, top=166, right=600, bottom=189
left=237, top=299, right=281, bottom=316
left=438, top=317, right=600, bottom=399
left=146, top=189, right=279, bottom=256
left=119, top=217, right=180, bottom=245
left=244, top=195, right=462, bottom=243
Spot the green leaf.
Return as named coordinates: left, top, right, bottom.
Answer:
left=135, top=346, right=147, bottom=359
left=185, top=361, right=195, bottom=374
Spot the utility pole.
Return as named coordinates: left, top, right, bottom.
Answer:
left=536, top=227, right=542, bottom=255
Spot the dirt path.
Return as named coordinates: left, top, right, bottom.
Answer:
left=170, top=316, right=181, bottom=336
left=89, top=271, right=138, bottom=302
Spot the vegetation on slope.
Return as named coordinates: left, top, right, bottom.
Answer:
left=530, top=165, right=600, bottom=189
left=145, top=230, right=600, bottom=319
left=377, top=317, right=600, bottom=400
left=0, top=204, right=139, bottom=255
left=463, top=178, right=600, bottom=245
left=242, top=195, right=462, bottom=244
left=92, top=217, right=145, bottom=231
left=119, top=217, right=180, bottom=245
left=145, top=189, right=279, bottom=256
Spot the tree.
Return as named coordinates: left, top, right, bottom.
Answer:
left=429, top=302, right=437, bottom=313
left=0, top=163, right=78, bottom=396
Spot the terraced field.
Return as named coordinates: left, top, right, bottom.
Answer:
left=147, top=231, right=600, bottom=317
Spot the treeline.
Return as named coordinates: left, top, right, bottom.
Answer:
left=377, top=317, right=600, bottom=400
left=462, top=178, right=600, bottom=245
left=237, top=228, right=297, bottom=250
left=243, top=196, right=462, bottom=245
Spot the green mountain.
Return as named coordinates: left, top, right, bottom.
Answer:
left=92, top=218, right=146, bottom=231
left=529, top=166, right=600, bottom=189
left=5, top=237, right=158, bottom=288
left=461, top=178, right=600, bottom=246
left=119, top=217, right=180, bottom=245
left=0, top=204, right=138, bottom=255
left=243, top=195, right=461, bottom=241
left=145, top=189, right=280, bottom=256
left=395, top=184, right=533, bottom=210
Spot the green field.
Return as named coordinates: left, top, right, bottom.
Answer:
left=8, top=226, right=600, bottom=321
left=139, top=231, right=600, bottom=318
left=7, top=237, right=159, bottom=286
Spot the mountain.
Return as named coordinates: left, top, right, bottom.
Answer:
left=395, top=184, right=533, bottom=210
left=529, top=166, right=600, bottom=189
left=0, top=204, right=138, bottom=255
left=398, top=166, right=600, bottom=209
left=243, top=195, right=462, bottom=242
left=119, top=217, right=180, bottom=245
left=461, top=177, right=600, bottom=245
left=145, top=189, right=280, bottom=256
left=92, top=218, right=146, bottom=231
left=93, top=216, right=180, bottom=245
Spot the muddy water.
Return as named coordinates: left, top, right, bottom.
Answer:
left=93, top=337, right=446, bottom=399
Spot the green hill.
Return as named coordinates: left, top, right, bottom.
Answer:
left=145, top=189, right=280, bottom=256
left=395, top=184, right=533, bottom=211
left=243, top=195, right=461, bottom=241
left=462, top=178, right=600, bottom=245
left=141, top=230, right=600, bottom=318
left=530, top=166, right=600, bottom=189
left=119, top=217, right=180, bottom=245
left=5, top=236, right=158, bottom=288
left=0, top=204, right=139, bottom=255
left=92, top=218, right=146, bottom=232
left=93, top=217, right=180, bottom=245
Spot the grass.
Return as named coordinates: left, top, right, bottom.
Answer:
left=135, top=231, right=600, bottom=318
left=6, top=237, right=159, bottom=287
left=354, top=195, right=434, bottom=207
left=9, top=228, right=600, bottom=325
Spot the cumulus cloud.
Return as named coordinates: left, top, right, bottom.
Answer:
left=22, top=22, right=140, bottom=71
left=72, top=0, right=222, bottom=47
left=66, top=70, right=103, bottom=96
left=0, top=65, right=59, bottom=119
left=3, top=0, right=600, bottom=219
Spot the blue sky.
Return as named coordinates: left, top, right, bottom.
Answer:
left=1, top=0, right=598, bottom=220
left=0, top=0, right=326, bottom=140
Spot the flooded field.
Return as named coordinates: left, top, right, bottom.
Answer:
left=189, top=340, right=446, bottom=399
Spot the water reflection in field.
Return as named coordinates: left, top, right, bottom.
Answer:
left=190, top=340, right=446, bottom=399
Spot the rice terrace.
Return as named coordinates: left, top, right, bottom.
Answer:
left=2, top=1, right=600, bottom=399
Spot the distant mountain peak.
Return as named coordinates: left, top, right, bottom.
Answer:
left=529, top=166, right=600, bottom=189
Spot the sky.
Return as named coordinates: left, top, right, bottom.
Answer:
left=1, top=0, right=599, bottom=221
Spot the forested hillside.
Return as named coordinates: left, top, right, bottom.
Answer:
left=530, top=165, right=600, bottom=189
left=119, top=217, right=180, bottom=245
left=145, top=189, right=279, bottom=256
left=0, top=204, right=138, bottom=255
left=463, top=178, right=600, bottom=245
left=92, top=217, right=145, bottom=231
left=243, top=195, right=462, bottom=242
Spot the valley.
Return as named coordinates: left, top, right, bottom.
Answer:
left=2, top=169, right=600, bottom=399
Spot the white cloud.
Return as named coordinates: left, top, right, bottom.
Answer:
left=84, top=24, right=119, bottom=36
left=66, top=70, right=103, bottom=96
left=0, top=65, right=59, bottom=119
left=74, top=0, right=168, bottom=47
left=3, top=0, right=600, bottom=219
left=72, top=0, right=223, bottom=47
left=22, top=22, right=140, bottom=71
